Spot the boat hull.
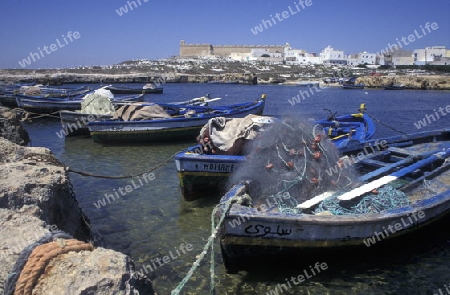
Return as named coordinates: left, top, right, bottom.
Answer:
left=59, top=111, right=112, bottom=136
left=17, top=94, right=144, bottom=114
left=105, top=86, right=163, bottom=94
left=175, top=147, right=246, bottom=201
left=176, top=111, right=375, bottom=201
left=0, top=94, right=18, bottom=107
left=217, top=129, right=450, bottom=272
left=88, top=100, right=265, bottom=143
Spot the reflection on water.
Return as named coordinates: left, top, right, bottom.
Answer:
left=20, top=84, right=450, bottom=294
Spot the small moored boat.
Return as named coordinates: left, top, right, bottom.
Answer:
left=175, top=104, right=376, bottom=201
left=17, top=93, right=144, bottom=114
left=216, top=128, right=450, bottom=273
left=104, top=84, right=163, bottom=94
left=87, top=95, right=267, bottom=144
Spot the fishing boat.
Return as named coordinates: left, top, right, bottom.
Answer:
left=296, top=81, right=320, bottom=87
left=0, top=94, right=17, bottom=108
left=104, top=85, right=163, bottom=94
left=216, top=128, right=450, bottom=273
left=87, top=95, right=267, bottom=144
left=342, top=83, right=365, bottom=89
left=315, top=104, right=376, bottom=148
left=207, top=81, right=240, bottom=84
left=342, top=77, right=365, bottom=89
left=175, top=104, right=376, bottom=201
left=383, top=83, right=405, bottom=90
left=16, top=94, right=144, bottom=114
left=59, top=94, right=223, bottom=136
left=0, top=85, right=91, bottom=107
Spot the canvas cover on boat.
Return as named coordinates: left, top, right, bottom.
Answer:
left=197, top=114, right=274, bottom=154
left=80, top=88, right=116, bottom=115
left=21, top=86, right=41, bottom=96
left=113, top=104, right=171, bottom=121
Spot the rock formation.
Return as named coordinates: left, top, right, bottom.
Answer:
left=0, top=112, right=155, bottom=294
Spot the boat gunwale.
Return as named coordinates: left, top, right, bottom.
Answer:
left=220, top=183, right=450, bottom=226
left=87, top=100, right=265, bottom=127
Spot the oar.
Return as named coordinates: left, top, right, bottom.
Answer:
left=358, top=147, right=445, bottom=182
left=337, top=149, right=450, bottom=201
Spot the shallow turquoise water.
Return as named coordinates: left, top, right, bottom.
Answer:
left=21, top=84, right=450, bottom=294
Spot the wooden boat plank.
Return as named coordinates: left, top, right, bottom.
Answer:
left=296, top=191, right=335, bottom=209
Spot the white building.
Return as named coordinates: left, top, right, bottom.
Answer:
left=414, top=46, right=448, bottom=65
left=320, top=46, right=347, bottom=65
left=347, top=52, right=377, bottom=66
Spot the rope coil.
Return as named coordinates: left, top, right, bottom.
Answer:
left=13, top=239, right=94, bottom=295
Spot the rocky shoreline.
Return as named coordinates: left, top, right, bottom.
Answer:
left=1, top=63, right=449, bottom=89
left=0, top=107, right=155, bottom=294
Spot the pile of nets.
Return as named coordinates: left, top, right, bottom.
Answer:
left=227, top=117, right=356, bottom=212
left=227, top=116, right=411, bottom=215
left=314, top=185, right=410, bottom=215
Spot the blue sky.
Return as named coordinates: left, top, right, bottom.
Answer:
left=0, top=0, right=449, bottom=69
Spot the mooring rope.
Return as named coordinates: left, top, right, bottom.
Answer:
left=367, top=113, right=408, bottom=135
left=3, top=231, right=73, bottom=295
left=67, top=149, right=183, bottom=179
left=171, top=195, right=240, bottom=295
left=13, top=108, right=61, bottom=121
left=14, top=239, right=94, bottom=295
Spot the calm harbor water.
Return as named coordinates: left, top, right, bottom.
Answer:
left=21, top=83, right=450, bottom=295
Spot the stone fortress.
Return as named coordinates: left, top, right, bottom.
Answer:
left=179, top=40, right=285, bottom=58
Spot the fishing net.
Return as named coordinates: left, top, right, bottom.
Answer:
left=228, top=116, right=411, bottom=215
left=227, top=116, right=356, bottom=213
left=314, top=185, right=410, bottom=215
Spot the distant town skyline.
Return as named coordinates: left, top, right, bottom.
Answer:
left=0, top=0, right=449, bottom=69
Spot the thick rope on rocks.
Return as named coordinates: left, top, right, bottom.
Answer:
left=13, top=239, right=94, bottom=295
left=3, top=231, right=72, bottom=295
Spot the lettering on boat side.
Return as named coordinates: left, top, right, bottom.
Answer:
left=203, top=163, right=235, bottom=172
left=244, top=224, right=292, bottom=237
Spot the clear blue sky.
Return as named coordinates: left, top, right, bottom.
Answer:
left=1, top=0, right=449, bottom=69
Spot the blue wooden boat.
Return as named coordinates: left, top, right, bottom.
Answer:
left=342, top=83, right=365, bottom=89
left=16, top=94, right=144, bottom=114
left=59, top=95, right=224, bottom=137
left=0, top=85, right=91, bottom=107
left=383, top=83, right=405, bottom=90
left=315, top=104, right=376, bottom=149
left=104, top=85, right=163, bottom=94
left=87, top=95, right=267, bottom=144
left=216, top=128, right=450, bottom=273
left=342, top=77, right=365, bottom=89
left=175, top=104, right=376, bottom=201
left=0, top=94, right=17, bottom=108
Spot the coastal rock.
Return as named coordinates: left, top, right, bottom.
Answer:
left=31, top=248, right=153, bottom=295
left=0, top=137, right=155, bottom=294
left=356, top=75, right=450, bottom=90
left=0, top=137, right=90, bottom=240
left=0, top=107, right=30, bottom=145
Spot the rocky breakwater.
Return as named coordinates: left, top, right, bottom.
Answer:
left=0, top=107, right=155, bottom=294
left=356, top=75, right=450, bottom=90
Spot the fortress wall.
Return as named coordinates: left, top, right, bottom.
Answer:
left=179, top=41, right=285, bottom=57
left=180, top=44, right=213, bottom=57
left=213, top=45, right=284, bottom=56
